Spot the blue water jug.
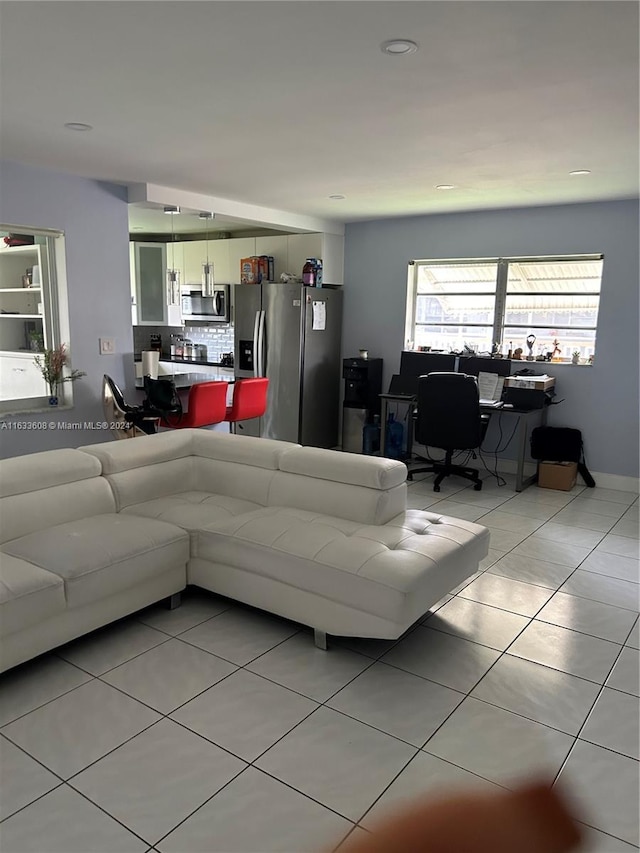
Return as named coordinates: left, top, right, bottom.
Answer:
left=362, top=415, right=381, bottom=455
left=385, top=412, right=404, bottom=459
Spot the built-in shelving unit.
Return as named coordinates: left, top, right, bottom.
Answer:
left=0, top=244, right=49, bottom=398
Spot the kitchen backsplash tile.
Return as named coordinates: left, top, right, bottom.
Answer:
left=184, top=324, right=234, bottom=361
left=133, top=324, right=234, bottom=362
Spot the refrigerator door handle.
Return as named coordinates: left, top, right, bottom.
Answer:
left=252, top=310, right=261, bottom=377
left=257, top=310, right=266, bottom=376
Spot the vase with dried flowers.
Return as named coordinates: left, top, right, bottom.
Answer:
left=34, top=343, right=86, bottom=405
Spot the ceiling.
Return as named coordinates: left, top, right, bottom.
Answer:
left=127, top=205, right=286, bottom=235
left=1, top=2, right=638, bottom=222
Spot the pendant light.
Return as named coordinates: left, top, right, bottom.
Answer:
left=199, top=211, right=215, bottom=297
left=164, top=206, right=180, bottom=306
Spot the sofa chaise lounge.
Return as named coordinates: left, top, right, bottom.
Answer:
left=0, top=429, right=489, bottom=672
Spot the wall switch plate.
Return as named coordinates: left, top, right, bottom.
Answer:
left=99, top=337, right=115, bottom=355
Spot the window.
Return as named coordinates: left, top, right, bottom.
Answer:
left=0, top=226, right=71, bottom=411
left=405, top=255, right=603, bottom=361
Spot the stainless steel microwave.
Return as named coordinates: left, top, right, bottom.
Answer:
left=181, top=285, right=230, bottom=323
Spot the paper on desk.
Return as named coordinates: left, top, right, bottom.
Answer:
left=312, top=301, right=326, bottom=331
left=478, top=372, right=504, bottom=401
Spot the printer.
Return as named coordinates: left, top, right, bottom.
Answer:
left=503, top=374, right=555, bottom=410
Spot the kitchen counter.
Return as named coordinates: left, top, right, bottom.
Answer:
left=134, top=354, right=234, bottom=368
left=135, top=371, right=234, bottom=390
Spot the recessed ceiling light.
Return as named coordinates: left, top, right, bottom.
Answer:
left=132, top=226, right=144, bottom=231
left=381, top=39, right=418, bottom=55
left=329, top=194, right=345, bottom=200
left=64, top=122, right=93, bottom=132
left=569, top=169, right=591, bottom=176
left=163, top=205, right=180, bottom=214
left=435, top=184, right=456, bottom=190
left=198, top=211, right=214, bottom=219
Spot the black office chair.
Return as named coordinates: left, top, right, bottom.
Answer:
left=407, top=372, right=490, bottom=492
left=102, top=375, right=157, bottom=438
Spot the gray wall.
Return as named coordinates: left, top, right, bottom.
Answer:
left=0, top=159, right=133, bottom=456
left=344, top=200, right=639, bottom=478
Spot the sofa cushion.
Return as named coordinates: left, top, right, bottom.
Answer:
left=0, top=448, right=102, bottom=498
left=267, top=473, right=407, bottom=526
left=122, top=491, right=262, bottom=549
left=191, top=430, right=300, bottom=468
left=2, top=515, right=189, bottom=609
left=79, top=430, right=195, bottom=474
left=79, top=430, right=300, bottom=512
left=278, top=446, right=407, bottom=490
left=0, top=450, right=115, bottom=545
left=0, top=554, right=66, bottom=637
left=196, top=507, right=489, bottom=623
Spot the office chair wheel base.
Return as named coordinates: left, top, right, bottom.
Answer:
left=433, top=485, right=441, bottom=493
left=473, top=482, right=482, bottom=491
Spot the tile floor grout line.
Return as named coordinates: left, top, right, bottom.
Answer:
left=62, top=778, right=170, bottom=850
left=0, top=661, right=95, bottom=729
left=551, top=640, right=638, bottom=787
left=56, top=632, right=175, bottom=679
left=0, top=779, right=66, bottom=825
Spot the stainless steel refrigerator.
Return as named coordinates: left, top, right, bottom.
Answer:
left=233, top=283, right=343, bottom=447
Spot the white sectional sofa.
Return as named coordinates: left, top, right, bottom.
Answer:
left=0, top=430, right=489, bottom=672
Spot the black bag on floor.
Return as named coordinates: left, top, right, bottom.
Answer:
left=530, top=426, right=595, bottom=487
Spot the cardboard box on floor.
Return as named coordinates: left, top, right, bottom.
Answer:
left=538, top=461, right=578, bottom=491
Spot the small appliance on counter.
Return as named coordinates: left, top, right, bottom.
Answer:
left=169, top=334, right=184, bottom=357
left=220, top=352, right=234, bottom=367
left=149, top=333, right=162, bottom=353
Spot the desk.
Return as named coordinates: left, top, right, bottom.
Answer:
left=379, top=394, right=548, bottom=492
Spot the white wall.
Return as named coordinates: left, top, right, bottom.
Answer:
left=343, top=200, right=639, bottom=480
left=0, top=159, right=133, bottom=457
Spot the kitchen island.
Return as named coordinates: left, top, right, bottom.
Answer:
left=134, top=371, right=234, bottom=390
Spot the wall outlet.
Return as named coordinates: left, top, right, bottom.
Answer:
left=99, top=337, right=115, bottom=355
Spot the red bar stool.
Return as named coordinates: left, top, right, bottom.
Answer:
left=162, top=381, right=228, bottom=429
left=224, top=377, right=269, bottom=433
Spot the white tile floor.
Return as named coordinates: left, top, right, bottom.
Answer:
left=1, top=475, right=638, bottom=853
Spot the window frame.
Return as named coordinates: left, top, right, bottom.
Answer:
left=406, top=254, right=604, bottom=358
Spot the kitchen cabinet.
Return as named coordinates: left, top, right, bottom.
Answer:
left=0, top=244, right=48, bottom=355
left=166, top=241, right=184, bottom=289
left=0, top=352, right=47, bottom=400
left=227, top=238, right=256, bottom=284
left=255, top=236, right=288, bottom=281
left=182, top=240, right=231, bottom=286
left=133, top=242, right=181, bottom=326
left=286, top=234, right=322, bottom=281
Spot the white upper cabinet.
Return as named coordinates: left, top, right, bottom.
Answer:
left=286, top=234, right=322, bottom=281
left=227, top=237, right=256, bottom=284
left=133, top=242, right=181, bottom=326
left=207, top=240, right=231, bottom=284
left=183, top=240, right=232, bottom=286
left=182, top=240, right=206, bottom=285
left=255, top=236, right=288, bottom=281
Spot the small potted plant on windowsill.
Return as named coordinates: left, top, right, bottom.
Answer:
left=571, top=350, right=581, bottom=365
left=29, top=331, right=44, bottom=352
left=34, top=343, right=86, bottom=405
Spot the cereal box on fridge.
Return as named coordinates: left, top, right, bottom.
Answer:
left=240, top=257, right=262, bottom=284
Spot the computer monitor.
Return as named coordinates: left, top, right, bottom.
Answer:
left=399, top=351, right=457, bottom=383
left=458, top=356, right=511, bottom=377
